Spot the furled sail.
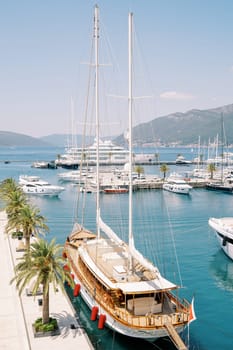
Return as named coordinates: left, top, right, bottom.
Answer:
left=130, top=245, right=159, bottom=273
left=99, top=215, right=124, bottom=246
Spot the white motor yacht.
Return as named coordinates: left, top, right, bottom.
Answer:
left=175, top=155, right=191, bottom=165
left=19, top=175, right=65, bottom=196
left=58, top=169, right=94, bottom=183
left=55, top=138, right=129, bottom=167
left=163, top=174, right=192, bottom=194
left=208, top=217, right=233, bottom=260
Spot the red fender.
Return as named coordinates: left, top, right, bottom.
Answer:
left=90, top=306, right=99, bottom=321
left=73, top=284, right=81, bottom=297
left=98, top=314, right=106, bottom=329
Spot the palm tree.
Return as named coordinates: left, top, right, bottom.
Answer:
left=11, top=238, right=75, bottom=324
left=4, top=190, right=27, bottom=220
left=6, top=204, right=49, bottom=250
left=82, top=151, right=87, bottom=162
left=200, top=154, right=204, bottom=165
left=134, top=165, right=144, bottom=178
left=4, top=191, right=28, bottom=243
left=108, top=152, right=113, bottom=163
left=0, top=178, right=22, bottom=203
left=207, top=163, right=216, bottom=179
left=154, top=153, right=159, bottom=164
left=160, top=163, right=169, bottom=180
left=0, top=179, right=28, bottom=241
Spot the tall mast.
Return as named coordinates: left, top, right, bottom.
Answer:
left=94, top=5, right=100, bottom=238
left=197, top=135, right=200, bottom=170
left=128, top=12, right=134, bottom=270
left=70, top=96, right=76, bottom=149
left=220, top=113, right=224, bottom=181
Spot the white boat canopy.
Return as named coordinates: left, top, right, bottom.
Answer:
left=115, top=276, right=178, bottom=294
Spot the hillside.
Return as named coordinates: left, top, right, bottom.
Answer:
left=114, top=103, right=233, bottom=146
left=0, top=131, right=50, bottom=147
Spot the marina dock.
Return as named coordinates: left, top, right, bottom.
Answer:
left=0, top=211, right=93, bottom=350
left=97, top=170, right=208, bottom=191
left=132, top=179, right=206, bottom=190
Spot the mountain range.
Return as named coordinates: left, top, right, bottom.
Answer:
left=115, top=103, right=233, bottom=147
left=1, top=103, right=233, bottom=147
left=0, top=131, right=50, bottom=147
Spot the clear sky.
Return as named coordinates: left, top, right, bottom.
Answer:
left=1, top=0, right=233, bottom=138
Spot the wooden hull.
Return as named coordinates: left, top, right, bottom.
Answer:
left=64, top=241, right=190, bottom=342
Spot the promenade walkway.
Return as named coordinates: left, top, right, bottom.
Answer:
left=0, top=211, right=93, bottom=350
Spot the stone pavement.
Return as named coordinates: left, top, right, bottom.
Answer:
left=0, top=210, right=93, bottom=350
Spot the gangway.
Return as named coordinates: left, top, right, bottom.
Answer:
left=165, top=320, right=187, bottom=350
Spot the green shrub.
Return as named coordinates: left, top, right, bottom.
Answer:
left=34, top=317, right=58, bottom=332
left=12, top=231, right=23, bottom=239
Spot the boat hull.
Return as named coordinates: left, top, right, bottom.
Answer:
left=71, top=273, right=185, bottom=341
left=209, top=217, right=233, bottom=260
left=206, top=183, right=233, bottom=193
left=104, top=188, right=128, bottom=194
left=163, top=184, right=191, bottom=194
left=64, top=238, right=189, bottom=343
left=22, top=187, right=64, bottom=196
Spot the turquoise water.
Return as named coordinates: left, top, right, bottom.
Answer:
left=1, top=146, right=233, bottom=349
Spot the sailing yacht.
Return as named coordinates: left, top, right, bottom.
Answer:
left=64, top=6, right=193, bottom=345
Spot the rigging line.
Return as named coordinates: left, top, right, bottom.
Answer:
left=134, top=19, right=156, bottom=100
left=184, top=225, right=207, bottom=234
left=75, top=26, right=95, bottom=226
left=81, top=80, right=95, bottom=226
left=164, top=196, right=183, bottom=287
left=132, top=20, right=157, bottom=132
left=100, top=22, right=127, bottom=137
left=101, top=20, right=121, bottom=76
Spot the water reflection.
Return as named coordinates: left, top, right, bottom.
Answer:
left=210, top=250, right=233, bottom=292
left=65, top=285, right=185, bottom=350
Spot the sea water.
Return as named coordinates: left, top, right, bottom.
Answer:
left=1, top=146, right=233, bottom=350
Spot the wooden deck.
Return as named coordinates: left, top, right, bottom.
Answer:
left=65, top=243, right=190, bottom=330
left=84, top=238, right=158, bottom=283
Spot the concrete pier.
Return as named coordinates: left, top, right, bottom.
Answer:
left=0, top=210, right=93, bottom=350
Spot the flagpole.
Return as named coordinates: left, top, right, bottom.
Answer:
left=187, top=321, right=190, bottom=349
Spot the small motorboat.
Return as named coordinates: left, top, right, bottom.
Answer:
left=103, top=185, right=129, bottom=194
left=163, top=173, right=192, bottom=194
